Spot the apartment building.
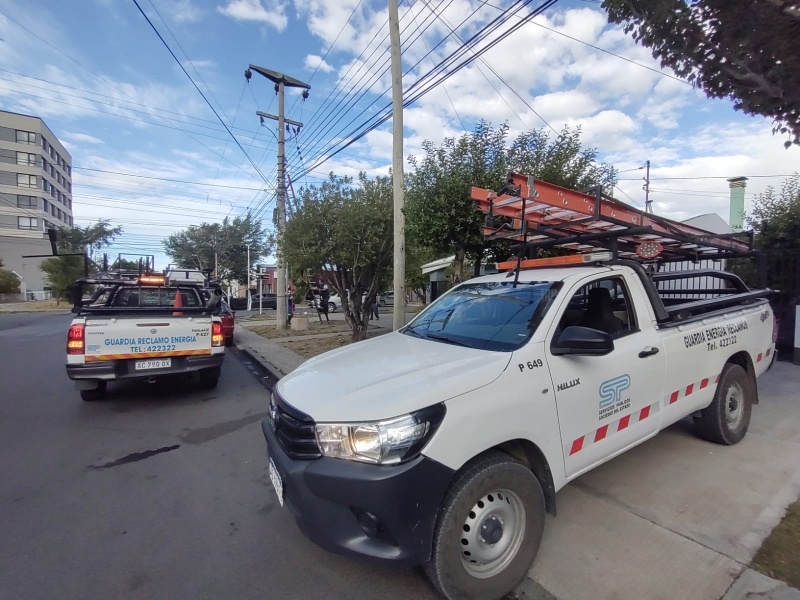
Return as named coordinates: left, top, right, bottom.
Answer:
left=0, top=110, right=73, bottom=296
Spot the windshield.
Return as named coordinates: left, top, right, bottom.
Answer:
left=402, top=281, right=562, bottom=351
left=110, top=287, right=202, bottom=308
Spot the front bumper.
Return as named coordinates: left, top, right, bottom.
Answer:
left=66, top=353, right=224, bottom=381
left=262, top=416, right=454, bottom=567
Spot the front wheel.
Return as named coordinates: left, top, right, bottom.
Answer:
left=328, top=302, right=336, bottom=313
left=424, top=452, right=545, bottom=600
left=694, top=363, right=754, bottom=445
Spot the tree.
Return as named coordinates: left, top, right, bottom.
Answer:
left=283, top=173, right=393, bottom=341
left=0, top=259, right=21, bottom=294
left=602, top=0, right=800, bottom=147
left=111, top=257, right=144, bottom=271
left=404, top=244, right=435, bottom=304
left=406, top=121, right=615, bottom=282
left=40, top=220, right=122, bottom=303
left=163, top=215, right=270, bottom=285
left=743, top=173, right=800, bottom=297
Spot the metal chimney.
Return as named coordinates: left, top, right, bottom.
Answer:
left=727, top=176, right=748, bottom=231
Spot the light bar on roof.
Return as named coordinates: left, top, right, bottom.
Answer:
left=496, top=252, right=613, bottom=271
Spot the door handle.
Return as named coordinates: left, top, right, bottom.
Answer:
left=638, top=346, right=660, bottom=358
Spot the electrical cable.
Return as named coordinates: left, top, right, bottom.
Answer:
left=130, top=0, right=271, bottom=184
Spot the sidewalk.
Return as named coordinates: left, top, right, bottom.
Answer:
left=233, top=315, right=800, bottom=600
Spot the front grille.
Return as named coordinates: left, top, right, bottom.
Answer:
left=270, top=395, right=321, bottom=459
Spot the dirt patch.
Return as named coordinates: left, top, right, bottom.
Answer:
left=251, top=320, right=352, bottom=339
left=278, top=329, right=389, bottom=359
left=751, top=499, right=800, bottom=588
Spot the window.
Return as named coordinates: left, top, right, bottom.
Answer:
left=111, top=287, right=201, bottom=308
left=556, top=277, right=637, bottom=339
left=16, top=151, right=37, bottom=166
left=42, top=158, right=48, bottom=171
left=42, top=199, right=49, bottom=212
left=49, top=147, right=54, bottom=159
left=16, top=130, right=36, bottom=144
left=51, top=205, right=56, bottom=216
left=18, top=216, right=38, bottom=230
left=41, top=179, right=49, bottom=192
left=17, top=195, right=36, bottom=208
left=17, top=173, right=36, bottom=188
left=42, top=137, right=49, bottom=152
left=67, top=182, right=71, bottom=192
left=403, top=280, right=563, bottom=351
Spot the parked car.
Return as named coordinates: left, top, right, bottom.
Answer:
left=219, top=300, right=235, bottom=347
left=379, top=291, right=394, bottom=307
left=251, top=293, right=277, bottom=309
left=327, top=294, right=340, bottom=312
left=228, top=295, right=250, bottom=311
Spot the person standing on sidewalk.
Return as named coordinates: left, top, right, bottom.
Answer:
left=318, top=281, right=330, bottom=323
left=368, top=290, right=380, bottom=321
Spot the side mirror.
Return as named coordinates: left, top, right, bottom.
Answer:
left=552, top=326, right=614, bottom=356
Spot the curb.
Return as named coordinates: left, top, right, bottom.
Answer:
left=235, top=342, right=285, bottom=382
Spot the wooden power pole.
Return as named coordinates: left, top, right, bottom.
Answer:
left=389, top=0, right=406, bottom=330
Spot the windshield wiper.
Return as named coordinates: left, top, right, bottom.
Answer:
left=403, top=327, right=425, bottom=339
left=425, top=332, right=472, bottom=348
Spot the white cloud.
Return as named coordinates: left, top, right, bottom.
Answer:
left=66, top=132, right=104, bottom=144
left=304, top=54, right=333, bottom=73
left=217, top=0, right=287, bottom=31
left=168, top=0, right=204, bottom=23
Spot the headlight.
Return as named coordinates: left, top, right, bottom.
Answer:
left=315, top=404, right=446, bottom=465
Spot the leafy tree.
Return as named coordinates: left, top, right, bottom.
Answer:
left=40, top=220, right=122, bottom=303
left=0, top=258, right=21, bottom=294
left=741, top=173, right=800, bottom=297
left=110, top=257, right=145, bottom=271
left=405, top=244, right=436, bottom=303
left=602, top=0, right=800, bottom=147
left=406, top=121, right=615, bottom=282
left=163, top=215, right=270, bottom=285
left=283, top=173, right=393, bottom=341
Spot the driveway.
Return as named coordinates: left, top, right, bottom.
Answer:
left=528, top=361, right=800, bottom=600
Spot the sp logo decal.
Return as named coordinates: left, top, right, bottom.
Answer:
left=598, top=374, right=632, bottom=420
left=599, top=375, right=631, bottom=408
left=760, top=310, right=770, bottom=323
left=150, top=328, right=158, bottom=334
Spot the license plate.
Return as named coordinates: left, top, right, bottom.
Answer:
left=269, top=458, right=284, bottom=507
left=134, top=358, right=172, bottom=371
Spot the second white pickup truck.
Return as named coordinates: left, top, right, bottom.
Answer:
left=65, top=274, right=226, bottom=401
left=262, top=252, right=774, bottom=600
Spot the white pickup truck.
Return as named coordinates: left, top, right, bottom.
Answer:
left=65, top=274, right=226, bottom=401
left=261, top=255, right=774, bottom=600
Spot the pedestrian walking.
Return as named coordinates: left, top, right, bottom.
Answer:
left=368, top=291, right=380, bottom=321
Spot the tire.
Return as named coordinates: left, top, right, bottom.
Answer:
left=225, top=335, right=234, bottom=347
left=379, top=299, right=386, bottom=307
left=424, top=452, right=546, bottom=600
left=199, top=367, right=221, bottom=390
left=80, top=381, right=107, bottom=402
left=694, top=363, right=754, bottom=445
left=328, top=302, right=336, bottom=313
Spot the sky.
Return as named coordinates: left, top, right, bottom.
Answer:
left=0, top=0, right=797, bottom=268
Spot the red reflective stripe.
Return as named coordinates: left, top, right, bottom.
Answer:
left=569, top=437, right=585, bottom=455
left=766, top=348, right=772, bottom=357
left=617, top=415, right=631, bottom=431
left=715, top=374, right=721, bottom=383
left=700, top=378, right=709, bottom=390
left=639, top=405, right=651, bottom=421
left=685, top=383, right=694, bottom=396
left=594, top=425, right=609, bottom=442
left=669, top=390, right=680, bottom=404
left=757, top=353, right=763, bottom=363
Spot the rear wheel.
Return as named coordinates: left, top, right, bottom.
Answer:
left=328, top=302, right=337, bottom=312
left=424, top=452, right=545, bottom=600
left=694, top=363, right=754, bottom=445
left=199, top=367, right=221, bottom=390
left=225, top=335, right=234, bottom=347
left=80, top=381, right=107, bottom=402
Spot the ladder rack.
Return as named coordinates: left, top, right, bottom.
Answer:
left=471, top=173, right=755, bottom=262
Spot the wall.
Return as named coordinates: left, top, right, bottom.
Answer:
left=0, top=236, right=53, bottom=292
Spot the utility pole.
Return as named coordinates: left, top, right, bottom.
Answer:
left=247, top=65, right=310, bottom=330
left=389, top=0, right=406, bottom=330
left=247, top=244, right=252, bottom=312
left=644, top=160, right=652, bottom=214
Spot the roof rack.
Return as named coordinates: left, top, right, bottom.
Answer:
left=471, top=172, right=757, bottom=262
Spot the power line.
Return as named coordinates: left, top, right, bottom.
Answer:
left=617, top=174, right=797, bottom=181
left=73, top=166, right=271, bottom=190
left=295, top=0, right=561, bottom=179
left=475, top=0, right=691, bottom=86
left=130, top=0, right=270, bottom=184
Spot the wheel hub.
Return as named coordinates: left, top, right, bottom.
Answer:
left=725, top=381, right=745, bottom=429
left=460, top=489, right=526, bottom=579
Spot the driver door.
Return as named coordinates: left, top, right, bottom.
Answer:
left=546, top=275, right=666, bottom=479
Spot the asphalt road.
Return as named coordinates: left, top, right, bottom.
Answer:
left=0, top=312, right=442, bottom=600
